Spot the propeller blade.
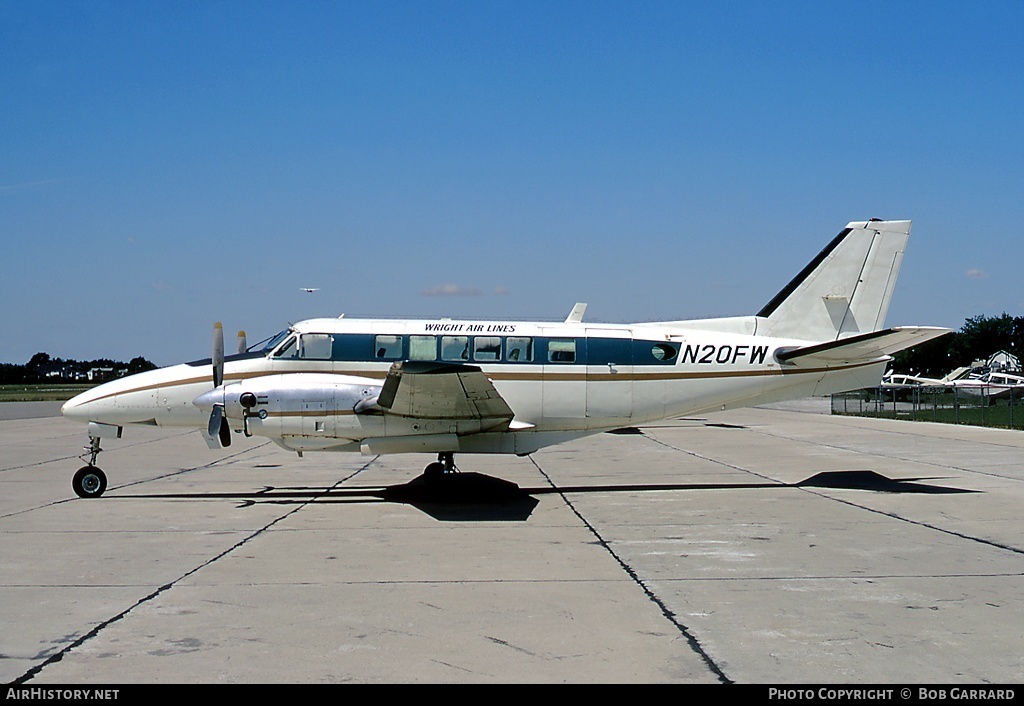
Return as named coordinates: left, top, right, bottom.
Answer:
left=236, top=330, right=247, bottom=355
left=208, top=403, right=224, bottom=439
left=219, top=415, right=232, bottom=447
left=213, top=322, right=224, bottom=388
left=204, top=404, right=232, bottom=449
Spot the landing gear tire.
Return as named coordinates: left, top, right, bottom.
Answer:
left=73, top=466, right=107, bottom=498
left=424, top=462, right=445, bottom=482
left=424, top=452, right=458, bottom=483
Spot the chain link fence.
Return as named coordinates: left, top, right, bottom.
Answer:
left=831, top=385, right=1024, bottom=430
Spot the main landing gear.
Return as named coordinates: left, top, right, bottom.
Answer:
left=423, top=452, right=458, bottom=482
left=73, top=436, right=108, bottom=498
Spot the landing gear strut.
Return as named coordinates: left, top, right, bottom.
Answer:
left=423, top=452, right=458, bottom=481
left=73, top=436, right=107, bottom=498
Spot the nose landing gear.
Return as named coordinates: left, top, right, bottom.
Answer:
left=73, top=436, right=107, bottom=498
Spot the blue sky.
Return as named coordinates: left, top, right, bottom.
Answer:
left=2, top=1, right=1022, bottom=366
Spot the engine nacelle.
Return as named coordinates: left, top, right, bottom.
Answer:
left=193, top=373, right=383, bottom=440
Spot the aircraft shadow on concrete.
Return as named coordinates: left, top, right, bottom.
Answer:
left=116, top=469, right=973, bottom=522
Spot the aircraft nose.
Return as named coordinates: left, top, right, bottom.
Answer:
left=61, top=392, right=92, bottom=422
left=61, top=383, right=123, bottom=424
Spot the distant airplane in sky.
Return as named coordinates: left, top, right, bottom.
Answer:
left=300, top=288, right=320, bottom=293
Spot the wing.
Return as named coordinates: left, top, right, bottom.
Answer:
left=776, top=326, right=951, bottom=367
left=376, top=361, right=516, bottom=431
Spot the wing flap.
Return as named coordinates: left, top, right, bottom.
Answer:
left=776, top=326, right=950, bottom=367
left=376, top=361, right=515, bottom=425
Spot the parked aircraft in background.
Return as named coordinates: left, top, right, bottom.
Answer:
left=946, top=371, right=1024, bottom=399
left=61, top=219, right=949, bottom=498
left=881, top=372, right=944, bottom=388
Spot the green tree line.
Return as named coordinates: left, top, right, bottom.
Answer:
left=893, top=313, right=1024, bottom=378
left=0, top=352, right=157, bottom=384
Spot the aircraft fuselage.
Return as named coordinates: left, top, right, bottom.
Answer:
left=62, top=316, right=887, bottom=456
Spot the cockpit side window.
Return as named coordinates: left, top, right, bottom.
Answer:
left=299, top=333, right=333, bottom=360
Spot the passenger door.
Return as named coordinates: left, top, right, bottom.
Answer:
left=585, top=328, right=633, bottom=420
left=541, top=329, right=586, bottom=419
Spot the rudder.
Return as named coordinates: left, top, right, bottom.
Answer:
left=756, top=219, right=910, bottom=341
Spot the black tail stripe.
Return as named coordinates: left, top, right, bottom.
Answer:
left=756, top=228, right=852, bottom=318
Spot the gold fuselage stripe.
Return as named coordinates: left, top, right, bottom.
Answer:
left=80, top=360, right=878, bottom=405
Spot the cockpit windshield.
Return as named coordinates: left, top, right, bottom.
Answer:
left=259, top=329, right=294, bottom=356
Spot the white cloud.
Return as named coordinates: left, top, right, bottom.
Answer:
left=421, top=283, right=483, bottom=297
left=0, top=178, right=64, bottom=192
left=965, top=268, right=990, bottom=280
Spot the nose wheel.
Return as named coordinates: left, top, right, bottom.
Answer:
left=73, top=465, right=107, bottom=498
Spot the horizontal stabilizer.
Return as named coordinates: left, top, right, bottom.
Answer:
left=377, top=361, right=515, bottom=424
left=776, top=326, right=951, bottom=367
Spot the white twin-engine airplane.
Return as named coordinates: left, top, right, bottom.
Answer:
left=62, top=219, right=949, bottom=498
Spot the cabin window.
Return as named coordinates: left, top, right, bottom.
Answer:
left=651, top=343, right=678, bottom=362
left=374, top=335, right=403, bottom=359
left=409, top=336, right=437, bottom=361
left=299, top=333, right=334, bottom=360
left=548, top=339, right=576, bottom=363
left=441, top=335, right=470, bottom=361
left=506, top=337, right=533, bottom=362
left=473, top=337, right=501, bottom=362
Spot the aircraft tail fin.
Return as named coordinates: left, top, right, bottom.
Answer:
left=756, top=220, right=910, bottom=341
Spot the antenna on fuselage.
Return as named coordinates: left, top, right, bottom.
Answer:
left=565, top=303, right=587, bottom=324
